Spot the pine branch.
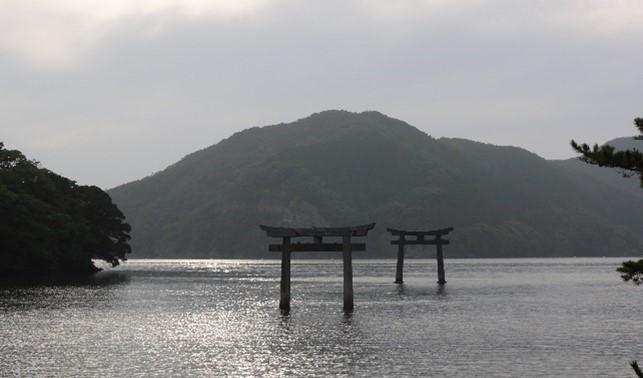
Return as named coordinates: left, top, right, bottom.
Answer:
left=631, top=361, right=643, bottom=378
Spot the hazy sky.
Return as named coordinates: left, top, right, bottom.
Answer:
left=2, top=0, right=642, bottom=189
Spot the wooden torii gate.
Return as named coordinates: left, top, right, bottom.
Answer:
left=387, top=226, right=454, bottom=285
left=260, top=223, right=376, bottom=312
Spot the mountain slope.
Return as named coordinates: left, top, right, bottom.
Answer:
left=109, top=111, right=643, bottom=258
left=552, top=136, right=643, bottom=197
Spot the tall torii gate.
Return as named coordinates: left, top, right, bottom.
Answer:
left=387, top=227, right=454, bottom=285
left=260, top=223, right=376, bottom=312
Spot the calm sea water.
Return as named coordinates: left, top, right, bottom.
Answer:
left=1, top=258, right=642, bottom=377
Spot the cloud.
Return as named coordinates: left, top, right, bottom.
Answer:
left=1, top=0, right=642, bottom=188
left=551, top=0, right=643, bottom=35
left=3, top=0, right=642, bottom=71
left=0, top=0, right=272, bottom=70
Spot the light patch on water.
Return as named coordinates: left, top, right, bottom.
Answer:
left=1, top=258, right=641, bottom=376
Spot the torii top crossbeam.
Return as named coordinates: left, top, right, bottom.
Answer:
left=386, top=226, right=454, bottom=238
left=260, top=223, right=376, bottom=238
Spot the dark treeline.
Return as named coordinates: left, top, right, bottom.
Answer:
left=0, top=142, right=131, bottom=274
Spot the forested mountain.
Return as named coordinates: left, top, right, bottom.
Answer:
left=108, top=110, right=643, bottom=258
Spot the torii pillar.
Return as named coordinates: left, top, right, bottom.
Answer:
left=260, top=223, right=376, bottom=312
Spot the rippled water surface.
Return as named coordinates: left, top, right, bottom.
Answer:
left=1, top=258, right=642, bottom=377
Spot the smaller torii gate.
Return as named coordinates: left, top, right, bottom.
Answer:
left=260, top=223, right=376, bottom=312
left=387, top=227, right=454, bottom=285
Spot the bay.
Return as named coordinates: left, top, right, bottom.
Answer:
left=1, top=258, right=642, bottom=377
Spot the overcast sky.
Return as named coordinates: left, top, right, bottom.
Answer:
left=2, top=0, right=642, bottom=189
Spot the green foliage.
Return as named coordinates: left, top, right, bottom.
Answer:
left=617, top=258, right=643, bottom=285
left=0, top=142, right=131, bottom=274
left=571, top=118, right=643, bottom=187
left=109, top=110, right=643, bottom=258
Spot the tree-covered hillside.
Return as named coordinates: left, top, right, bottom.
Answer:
left=553, top=136, right=643, bottom=197
left=109, top=110, right=643, bottom=258
left=0, top=143, right=131, bottom=274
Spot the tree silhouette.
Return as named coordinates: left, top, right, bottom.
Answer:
left=571, top=118, right=643, bottom=187
left=0, top=142, right=131, bottom=274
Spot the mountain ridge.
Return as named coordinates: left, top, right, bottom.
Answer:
left=109, top=110, right=643, bottom=258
